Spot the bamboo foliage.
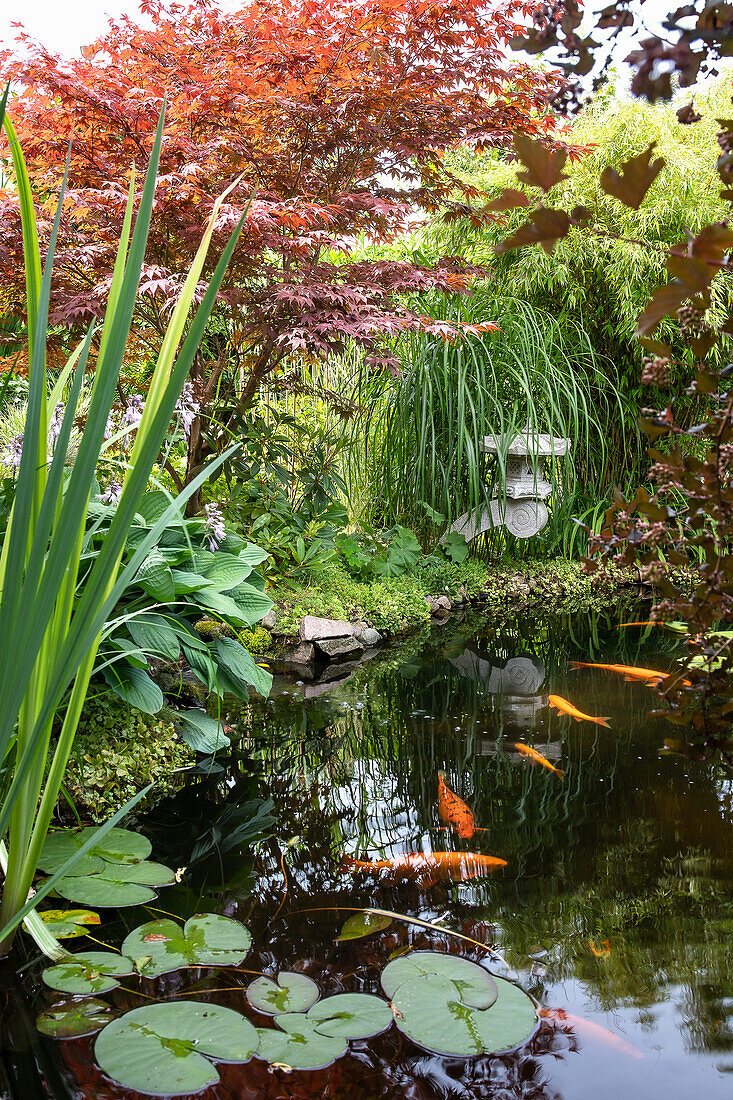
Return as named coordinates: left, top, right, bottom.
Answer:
left=0, top=94, right=247, bottom=954
left=355, top=292, right=630, bottom=541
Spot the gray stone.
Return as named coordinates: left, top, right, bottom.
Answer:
left=286, top=641, right=316, bottom=665
left=261, top=609, right=277, bottom=630
left=355, top=626, right=382, bottom=648
left=314, top=635, right=364, bottom=661
left=299, top=614, right=353, bottom=642
left=435, top=595, right=452, bottom=611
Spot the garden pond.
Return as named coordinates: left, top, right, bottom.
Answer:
left=3, top=609, right=733, bottom=1100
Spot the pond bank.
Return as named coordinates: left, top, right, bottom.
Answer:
left=264, top=558, right=650, bottom=676
left=66, top=558, right=660, bottom=820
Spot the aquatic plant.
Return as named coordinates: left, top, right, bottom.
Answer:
left=0, top=95, right=246, bottom=954
left=34, top=911, right=538, bottom=1093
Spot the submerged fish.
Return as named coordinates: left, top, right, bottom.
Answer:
left=341, top=851, right=507, bottom=888
left=539, top=1007, right=643, bottom=1059
left=570, top=661, right=690, bottom=686
left=548, top=694, right=610, bottom=728
left=514, top=742, right=564, bottom=777
left=438, top=773, right=475, bottom=838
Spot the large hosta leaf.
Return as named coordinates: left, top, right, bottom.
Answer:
left=228, top=582, right=274, bottom=625
left=214, top=637, right=272, bottom=697
left=127, top=613, right=181, bottom=661
left=381, top=950, right=498, bottom=1009
left=102, top=663, right=164, bottom=714
left=54, top=861, right=175, bottom=907
left=196, top=555, right=253, bottom=590
left=37, top=998, right=117, bottom=1039
left=256, top=1013, right=347, bottom=1071
left=306, top=993, right=392, bottom=1040
left=38, top=826, right=152, bottom=874
left=42, top=952, right=135, bottom=996
left=121, top=914, right=251, bottom=978
left=175, top=709, right=231, bottom=753
left=95, top=1001, right=258, bottom=1096
left=246, top=972, right=320, bottom=1015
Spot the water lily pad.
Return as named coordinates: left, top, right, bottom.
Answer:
left=38, top=827, right=151, bottom=875
left=39, top=909, right=101, bottom=939
left=381, top=950, right=498, bottom=1009
left=391, top=973, right=537, bottom=1057
left=53, top=861, right=175, bottom=908
left=121, top=913, right=252, bottom=977
left=256, top=1014, right=347, bottom=1070
left=42, top=952, right=136, bottom=996
left=37, top=998, right=116, bottom=1039
left=306, top=993, right=392, bottom=1040
left=95, top=1001, right=258, bottom=1096
left=335, top=912, right=392, bottom=943
left=247, top=972, right=320, bottom=1015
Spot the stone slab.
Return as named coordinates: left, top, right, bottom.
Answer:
left=299, top=615, right=353, bottom=642
left=314, top=635, right=364, bottom=661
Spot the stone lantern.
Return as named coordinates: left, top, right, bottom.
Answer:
left=447, top=428, right=571, bottom=541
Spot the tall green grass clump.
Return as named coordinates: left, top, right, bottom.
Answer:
left=0, top=94, right=246, bottom=956
left=355, top=289, right=629, bottom=556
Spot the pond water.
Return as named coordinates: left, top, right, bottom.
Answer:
left=8, top=610, right=733, bottom=1099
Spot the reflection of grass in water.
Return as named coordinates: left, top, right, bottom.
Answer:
left=222, top=611, right=733, bottom=1062
left=240, top=609, right=683, bottom=884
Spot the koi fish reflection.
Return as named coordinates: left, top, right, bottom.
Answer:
left=341, top=851, right=507, bottom=889
left=514, top=742, right=564, bottom=778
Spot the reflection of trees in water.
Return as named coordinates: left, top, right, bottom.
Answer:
left=146, top=610, right=733, bottom=1071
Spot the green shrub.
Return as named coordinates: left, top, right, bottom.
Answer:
left=65, top=694, right=193, bottom=820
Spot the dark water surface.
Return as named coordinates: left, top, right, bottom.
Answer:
left=16, top=611, right=733, bottom=1099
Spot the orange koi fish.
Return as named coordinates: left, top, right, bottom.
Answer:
left=570, top=661, right=690, bottom=686
left=514, top=742, right=564, bottom=777
left=539, top=1007, right=643, bottom=1059
left=341, top=851, right=507, bottom=889
left=548, top=694, right=610, bottom=728
left=589, top=939, right=611, bottom=958
left=438, top=773, right=475, bottom=838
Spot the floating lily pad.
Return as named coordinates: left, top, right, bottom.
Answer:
left=306, top=993, right=392, bottom=1040
left=38, top=827, right=151, bottom=875
left=94, top=1001, right=258, bottom=1096
left=256, top=1013, right=347, bottom=1070
left=381, top=950, right=498, bottom=1009
left=42, top=952, right=136, bottom=996
left=391, top=973, right=537, bottom=1057
left=335, top=912, right=392, bottom=943
left=121, top=913, right=252, bottom=978
left=37, top=998, right=116, bottom=1039
left=53, top=861, right=175, bottom=908
left=247, top=972, right=320, bottom=1015
left=39, top=909, right=101, bottom=939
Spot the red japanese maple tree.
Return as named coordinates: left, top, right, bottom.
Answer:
left=0, top=0, right=561, bottom=501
